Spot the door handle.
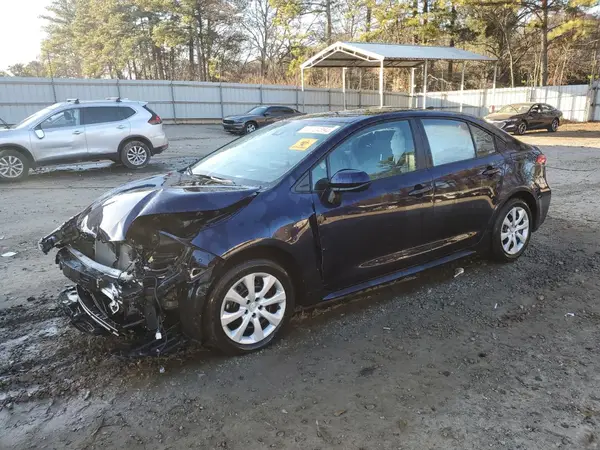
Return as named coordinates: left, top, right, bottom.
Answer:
left=117, top=125, right=127, bottom=129
left=409, top=184, right=433, bottom=197
left=72, top=130, right=83, bottom=135
left=482, top=166, right=501, bottom=177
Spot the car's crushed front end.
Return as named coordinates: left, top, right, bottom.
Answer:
left=39, top=172, right=258, bottom=354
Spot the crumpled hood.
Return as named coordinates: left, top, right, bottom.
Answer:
left=40, top=171, right=259, bottom=251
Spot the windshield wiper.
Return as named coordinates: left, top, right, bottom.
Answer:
left=186, top=169, right=236, bottom=185
left=0, top=117, right=10, bottom=129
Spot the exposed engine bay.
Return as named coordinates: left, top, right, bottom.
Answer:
left=38, top=172, right=259, bottom=355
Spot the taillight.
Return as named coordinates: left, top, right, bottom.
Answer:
left=536, top=154, right=547, bottom=165
left=148, top=114, right=162, bottom=125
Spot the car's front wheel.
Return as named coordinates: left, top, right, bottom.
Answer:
left=515, top=121, right=527, bottom=135
left=120, top=140, right=151, bottom=169
left=0, top=149, right=29, bottom=182
left=548, top=118, right=559, bottom=132
left=203, top=259, right=294, bottom=355
left=491, top=198, right=532, bottom=262
left=244, top=122, right=257, bottom=134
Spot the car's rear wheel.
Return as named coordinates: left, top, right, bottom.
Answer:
left=120, top=140, right=151, bottom=169
left=0, top=149, right=29, bottom=182
left=203, top=259, right=294, bottom=355
left=515, top=121, right=527, bottom=135
left=491, top=198, right=532, bottom=262
left=548, top=118, right=559, bottom=132
left=244, top=122, right=257, bottom=134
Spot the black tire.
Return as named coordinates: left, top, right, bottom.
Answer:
left=244, top=121, right=258, bottom=134
left=203, top=259, right=295, bottom=355
left=491, top=198, right=533, bottom=262
left=120, top=140, right=151, bottom=169
left=514, top=121, right=527, bottom=136
left=0, top=149, right=30, bottom=182
left=547, top=118, right=559, bottom=132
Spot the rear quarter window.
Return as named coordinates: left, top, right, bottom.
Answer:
left=119, top=107, right=136, bottom=120
left=469, top=125, right=496, bottom=157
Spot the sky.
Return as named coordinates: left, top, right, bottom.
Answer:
left=0, top=0, right=52, bottom=71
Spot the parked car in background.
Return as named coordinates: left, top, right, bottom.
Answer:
left=484, top=102, right=562, bottom=135
left=0, top=98, right=168, bottom=181
left=222, top=105, right=304, bottom=134
left=40, top=108, right=550, bottom=356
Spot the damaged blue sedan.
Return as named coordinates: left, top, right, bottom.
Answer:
left=40, top=109, right=551, bottom=355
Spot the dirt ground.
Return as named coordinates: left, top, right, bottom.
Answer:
left=1, top=122, right=600, bottom=450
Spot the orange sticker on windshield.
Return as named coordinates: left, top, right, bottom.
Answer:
left=289, top=138, right=318, bottom=151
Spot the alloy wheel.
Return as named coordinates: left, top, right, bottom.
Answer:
left=220, top=272, right=286, bottom=345
left=126, top=146, right=148, bottom=166
left=517, top=122, right=527, bottom=135
left=500, top=206, right=529, bottom=255
left=0, top=155, right=24, bottom=179
left=551, top=119, right=558, bottom=131
left=246, top=123, right=256, bottom=133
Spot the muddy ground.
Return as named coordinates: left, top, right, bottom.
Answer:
left=1, top=123, right=599, bottom=449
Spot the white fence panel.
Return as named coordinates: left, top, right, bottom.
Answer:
left=360, top=92, right=380, bottom=107
left=0, top=76, right=595, bottom=123
left=262, top=86, right=298, bottom=107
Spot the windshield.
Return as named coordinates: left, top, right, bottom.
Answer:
left=14, top=104, right=63, bottom=129
left=497, top=104, right=531, bottom=114
left=190, top=120, right=345, bottom=185
left=246, top=106, right=268, bottom=115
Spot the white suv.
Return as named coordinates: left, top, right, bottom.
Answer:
left=0, top=98, right=168, bottom=181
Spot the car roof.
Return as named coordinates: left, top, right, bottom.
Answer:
left=54, top=99, right=146, bottom=108
left=298, top=107, right=486, bottom=123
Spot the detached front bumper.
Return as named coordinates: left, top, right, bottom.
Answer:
left=53, top=240, right=220, bottom=344
left=56, top=247, right=143, bottom=336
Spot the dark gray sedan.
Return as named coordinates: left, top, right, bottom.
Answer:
left=222, top=105, right=303, bottom=134
left=484, top=102, right=562, bottom=135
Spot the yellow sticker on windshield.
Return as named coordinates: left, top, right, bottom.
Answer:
left=289, top=138, right=318, bottom=151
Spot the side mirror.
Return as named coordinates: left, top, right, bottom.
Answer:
left=34, top=127, right=45, bottom=139
left=263, top=112, right=271, bottom=116
left=330, top=169, right=370, bottom=192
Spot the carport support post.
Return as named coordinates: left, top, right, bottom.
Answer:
left=171, top=80, right=178, bottom=123
left=460, top=62, right=466, bottom=113
left=410, top=68, right=415, bottom=108
left=342, top=67, right=347, bottom=110
left=422, top=60, right=428, bottom=109
left=301, top=67, right=305, bottom=112
left=379, top=60, right=384, bottom=107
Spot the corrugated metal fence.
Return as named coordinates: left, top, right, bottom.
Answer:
left=418, top=84, right=593, bottom=122
left=0, top=77, right=411, bottom=124
left=0, top=76, right=596, bottom=124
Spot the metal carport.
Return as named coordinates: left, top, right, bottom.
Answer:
left=300, top=41, right=496, bottom=110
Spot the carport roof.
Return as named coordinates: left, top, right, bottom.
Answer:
left=301, top=41, right=495, bottom=69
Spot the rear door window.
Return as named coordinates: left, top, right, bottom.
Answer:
left=82, top=107, right=123, bottom=125
left=422, top=119, right=476, bottom=166
left=269, top=107, right=287, bottom=116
